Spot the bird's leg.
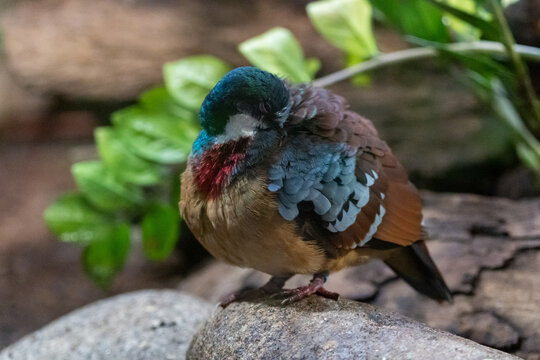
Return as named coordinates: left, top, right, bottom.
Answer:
left=219, top=274, right=291, bottom=307
left=277, top=272, right=339, bottom=305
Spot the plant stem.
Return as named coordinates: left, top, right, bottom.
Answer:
left=313, top=41, right=540, bottom=88
left=489, top=0, right=540, bottom=134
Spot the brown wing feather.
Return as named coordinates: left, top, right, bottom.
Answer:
left=353, top=117, right=423, bottom=247
left=286, top=85, right=423, bottom=249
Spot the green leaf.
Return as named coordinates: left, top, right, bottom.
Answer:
left=410, top=38, right=514, bottom=82
left=239, top=27, right=320, bottom=83
left=44, top=193, right=113, bottom=245
left=305, top=58, right=322, bottom=80
left=95, top=127, right=164, bottom=186
left=371, top=0, right=450, bottom=42
left=466, top=70, right=495, bottom=101
left=307, top=0, right=378, bottom=63
left=139, top=86, right=198, bottom=126
left=72, top=160, right=145, bottom=212
left=142, top=203, right=180, bottom=261
left=82, top=223, right=131, bottom=288
left=425, top=0, right=498, bottom=40
left=164, top=55, right=230, bottom=112
left=169, top=167, right=184, bottom=207
left=490, top=79, right=529, bottom=134
left=502, top=0, right=520, bottom=6
left=488, top=79, right=540, bottom=165
left=516, top=142, right=540, bottom=170
left=113, top=106, right=199, bottom=164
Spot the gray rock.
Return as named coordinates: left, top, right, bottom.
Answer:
left=188, top=296, right=517, bottom=360
left=0, top=290, right=213, bottom=360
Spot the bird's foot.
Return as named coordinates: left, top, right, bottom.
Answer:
left=219, top=275, right=290, bottom=308
left=273, top=272, right=339, bottom=305
left=219, top=287, right=268, bottom=308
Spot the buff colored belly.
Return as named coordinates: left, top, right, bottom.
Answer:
left=179, top=169, right=329, bottom=276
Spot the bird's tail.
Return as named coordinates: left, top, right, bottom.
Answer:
left=383, top=240, right=453, bottom=302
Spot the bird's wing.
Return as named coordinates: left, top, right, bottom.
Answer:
left=267, top=85, right=422, bottom=253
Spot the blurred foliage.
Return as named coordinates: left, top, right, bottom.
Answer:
left=307, top=0, right=378, bottom=65
left=373, top=0, right=451, bottom=42
left=238, top=27, right=321, bottom=83
left=164, top=56, right=231, bottom=111
left=44, top=56, right=225, bottom=286
left=45, top=0, right=540, bottom=286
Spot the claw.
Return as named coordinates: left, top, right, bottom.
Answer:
left=315, top=287, right=340, bottom=300
left=278, top=272, right=340, bottom=305
left=219, top=288, right=263, bottom=308
left=279, top=285, right=339, bottom=305
left=269, top=291, right=289, bottom=300
left=219, top=275, right=291, bottom=307
left=219, top=272, right=340, bottom=307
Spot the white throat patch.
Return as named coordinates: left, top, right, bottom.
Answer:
left=215, top=113, right=264, bottom=143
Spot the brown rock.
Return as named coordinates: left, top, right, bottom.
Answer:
left=375, top=193, right=540, bottom=358
left=0, top=56, right=51, bottom=125
left=458, top=312, right=520, bottom=350
left=0, top=0, right=337, bottom=101
left=1, top=0, right=194, bottom=100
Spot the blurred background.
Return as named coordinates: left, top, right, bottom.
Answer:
left=1, top=0, right=539, bottom=355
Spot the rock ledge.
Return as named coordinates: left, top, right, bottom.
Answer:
left=188, top=296, right=517, bottom=360
left=0, top=290, right=213, bottom=360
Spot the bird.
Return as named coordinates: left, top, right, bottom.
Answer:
left=179, top=66, right=452, bottom=306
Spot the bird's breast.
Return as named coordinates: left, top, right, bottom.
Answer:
left=191, top=137, right=251, bottom=199
left=179, top=166, right=327, bottom=276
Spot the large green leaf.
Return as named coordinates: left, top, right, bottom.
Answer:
left=72, top=160, right=145, bottom=212
left=44, top=193, right=113, bottom=245
left=164, top=55, right=230, bottom=112
left=82, top=223, right=131, bottom=288
left=239, top=27, right=320, bottom=83
left=142, top=203, right=180, bottom=261
left=139, top=86, right=198, bottom=126
left=307, top=0, right=378, bottom=63
left=371, top=0, right=450, bottom=42
left=95, top=127, right=164, bottom=186
left=113, top=106, right=199, bottom=164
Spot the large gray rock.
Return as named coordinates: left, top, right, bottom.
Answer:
left=187, top=296, right=517, bottom=360
left=0, top=290, right=213, bottom=360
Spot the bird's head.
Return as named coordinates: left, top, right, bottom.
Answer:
left=190, top=67, right=291, bottom=197
left=199, top=66, right=291, bottom=139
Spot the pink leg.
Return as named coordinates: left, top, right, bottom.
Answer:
left=276, top=272, right=339, bottom=305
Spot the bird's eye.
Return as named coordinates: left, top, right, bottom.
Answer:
left=259, top=102, right=272, bottom=114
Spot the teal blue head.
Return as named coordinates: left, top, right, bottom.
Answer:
left=191, top=67, right=291, bottom=197
left=198, top=67, right=291, bottom=139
